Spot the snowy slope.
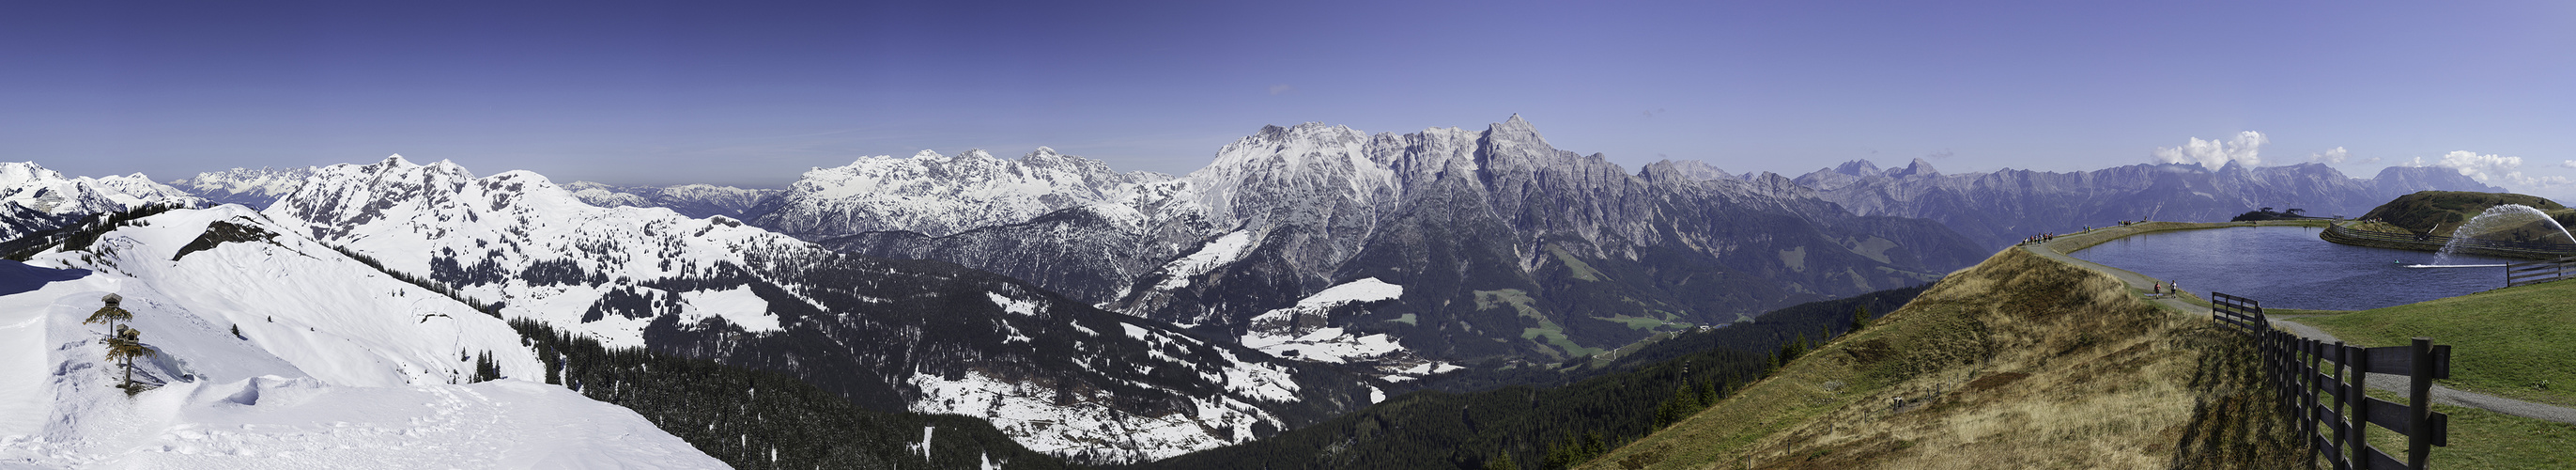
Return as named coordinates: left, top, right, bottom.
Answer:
left=0, top=206, right=721, bottom=468
left=263, top=156, right=796, bottom=348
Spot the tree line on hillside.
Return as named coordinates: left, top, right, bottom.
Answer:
left=1120, top=284, right=1927, bottom=470
left=512, top=319, right=1072, bottom=470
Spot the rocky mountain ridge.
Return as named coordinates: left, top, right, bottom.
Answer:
left=167, top=165, right=316, bottom=209
left=768, top=117, right=1992, bottom=371
left=562, top=181, right=779, bottom=220
left=1785, top=158, right=2507, bottom=247
left=0, top=162, right=205, bottom=245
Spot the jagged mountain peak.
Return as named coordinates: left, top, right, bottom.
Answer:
left=757, top=146, right=1171, bottom=238
left=1891, top=158, right=1941, bottom=179
left=0, top=162, right=73, bottom=187
left=1833, top=159, right=1884, bottom=177
left=1645, top=159, right=1741, bottom=182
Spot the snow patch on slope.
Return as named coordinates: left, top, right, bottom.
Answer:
left=679, top=286, right=778, bottom=333
left=1149, top=230, right=1255, bottom=290
left=1239, top=278, right=1454, bottom=383
left=907, top=369, right=1273, bottom=462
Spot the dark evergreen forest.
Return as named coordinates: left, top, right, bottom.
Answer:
left=513, top=319, right=1073, bottom=470
left=1121, top=284, right=1926, bottom=470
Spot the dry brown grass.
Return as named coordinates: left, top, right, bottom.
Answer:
left=1581, top=247, right=2304, bottom=470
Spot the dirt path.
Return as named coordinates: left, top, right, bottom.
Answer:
left=2022, top=227, right=2576, bottom=426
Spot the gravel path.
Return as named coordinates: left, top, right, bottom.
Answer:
left=2021, top=229, right=2576, bottom=426
left=2264, top=319, right=2576, bottom=425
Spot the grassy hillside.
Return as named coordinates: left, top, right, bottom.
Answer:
left=2357, top=191, right=2574, bottom=240
left=1578, top=247, right=2304, bottom=469
left=2293, top=279, right=2576, bottom=407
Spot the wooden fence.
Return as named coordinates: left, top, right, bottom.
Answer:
left=2212, top=292, right=2454, bottom=469
left=2505, top=256, right=2576, bottom=288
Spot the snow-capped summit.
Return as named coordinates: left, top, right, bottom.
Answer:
left=169, top=165, right=319, bottom=210
left=562, top=180, right=778, bottom=220
left=749, top=148, right=1174, bottom=239
left=0, top=163, right=203, bottom=216
left=0, top=162, right=207, bottom=247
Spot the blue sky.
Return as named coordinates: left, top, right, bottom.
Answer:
left=5, top=1, right=2573, bottom=198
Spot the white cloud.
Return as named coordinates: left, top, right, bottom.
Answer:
left=1267, top=85, right=1294, bottom=95
left=2563, top=160, right=2576, bottom=169
left=2360, top=157, right=2383, bottom=164
left=2308, top=147, right=2349, bottom=164
left=2416, top=150, right=2574, bottom=189
left=2152, top=132, right=2267, bottom=169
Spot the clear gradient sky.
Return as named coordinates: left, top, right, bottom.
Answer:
left=6, top=1, right=2573, bottom=199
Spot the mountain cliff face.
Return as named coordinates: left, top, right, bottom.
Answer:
left=765, top=117, right=1990, bottom=370
left=1791, top=159, right=2507, bottom=248
left=748, top=148, right=1174, bottom=239
left=259, top=155, right=1372, bottom=462
left=562, top=181, right=779, bottom=220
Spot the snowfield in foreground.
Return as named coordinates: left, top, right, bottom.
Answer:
left=0, top=206, right=722, bottom=469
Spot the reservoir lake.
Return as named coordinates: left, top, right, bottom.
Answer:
left=2070, top=226, right=2523, bottom=311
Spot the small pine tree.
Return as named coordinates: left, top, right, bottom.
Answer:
left=1851, top=305, right=1873, bottom=331
left=1697, top=378, right=1720, bottom=407
left=471, top=352, right=502, bottom=383
left=1485, top=452, right=1518, bottom=470
left=1781, top=333, right=1808, bottom=363
left=86, top=294, right=147, bottom=393
left=103, top=326, right=148, bottom=393
left=83, top=303, right=131, bottom=334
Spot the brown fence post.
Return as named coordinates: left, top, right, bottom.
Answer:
left=2347, top=343, right=2370, bottom=469
left=2302, top=338, right=2320, bottom=449
left=2407, top=337, right=2448, bottom=469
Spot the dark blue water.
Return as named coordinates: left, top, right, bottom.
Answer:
left=2071, top=227, right=2522, bottom=311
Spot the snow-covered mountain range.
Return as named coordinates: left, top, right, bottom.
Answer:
left=166, top=166, right=315, bottom=210
left=765, top=117, right=1992, bottom=371
left=562, top=181, right=778, bottom=220
left=258, top=155, right=1373, bottom=462
left=2, top=116, right=2541, bottom=466
left=0, top=163, right=205, bottom=251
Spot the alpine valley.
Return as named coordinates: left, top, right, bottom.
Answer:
left=0, top=116, right=2507, bottom=468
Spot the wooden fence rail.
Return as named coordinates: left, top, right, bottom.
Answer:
left=2505, top=256, right=2576, bottom=288
left=2212, top=292, right=2453, bottom=469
